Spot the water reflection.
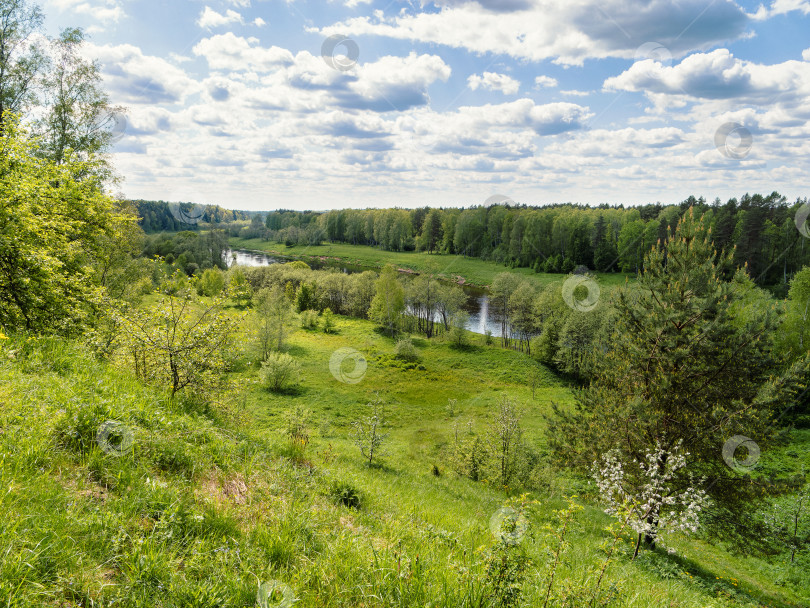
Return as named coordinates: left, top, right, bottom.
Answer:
left=225, top=248, right=500, bottom=336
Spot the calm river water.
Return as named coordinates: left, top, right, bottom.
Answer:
left=225, top=249, right=501, bottom=336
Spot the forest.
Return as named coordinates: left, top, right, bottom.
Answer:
left=134, top=193, right=810, bottom=291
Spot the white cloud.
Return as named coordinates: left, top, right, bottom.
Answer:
left=48, top=0, right=125, bottom=22
left=534, top=75, right=558, bottom=88
left=313, top=0, right=749, bottom=65
left=804, top=48, right=810, bottom=61
left=197, top=7, right=244, bottom=29
left=85, top=42, right=199, bottom=104
left=193, top=33, right=294, bottom=71
left=253, top=17, right=267, bottom=27
left=750, top=0, right=810, bottom=20
left=604, top=49, right=810, bottom=105
left=560, top=90, right=590, bottom=97
left=468, top=72, right=520, bottom=95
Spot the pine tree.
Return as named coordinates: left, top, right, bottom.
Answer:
left=550, top=208, right=809, bottom=548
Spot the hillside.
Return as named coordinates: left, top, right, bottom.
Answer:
left=1, top=322, right=807, bottom=607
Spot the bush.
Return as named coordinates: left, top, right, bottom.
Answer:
left=300, top=309, right=319, bottom=329
left=197, top=267, right=225, bottom=297
left=259, top=352, right=301, bottom=393
left=329, top=481, right=362, bottom=509
left=394, top=337, right=418, bottom=361
left=322, top=308, right=336, bottom=333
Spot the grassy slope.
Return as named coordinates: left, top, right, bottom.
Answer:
left=228, top=237, right=632, bottom=289
left=0, top=321, right=807, bottom=607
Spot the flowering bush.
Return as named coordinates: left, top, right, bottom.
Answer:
left=592, top=442, right=709, bottom=553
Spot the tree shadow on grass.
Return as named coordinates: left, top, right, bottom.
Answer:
left=635, top=546, right=788, bottom=607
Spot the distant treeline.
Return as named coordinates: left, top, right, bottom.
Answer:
left=132, top=200, right=252, bottom=233
left=249, top=193, right=809, bottom=287
left=138, top=193, right=810, bottom=287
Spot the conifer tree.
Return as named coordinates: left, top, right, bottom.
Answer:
left=550, top=209, right=809, bottom=547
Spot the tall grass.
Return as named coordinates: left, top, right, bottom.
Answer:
left=0, top=328, right=805, bottom=606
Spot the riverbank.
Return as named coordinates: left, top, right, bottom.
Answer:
left=228, top=237, right=632, bottom=289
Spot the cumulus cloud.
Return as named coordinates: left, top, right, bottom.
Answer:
left=313, top=0, right=749, bottom=65
left=85, top=42, right=199, bottom=104
left=197, top=7, right=244, bottom=28
left=804, top=48, right=810, bottom=61
left=604, top=49, right=810, bottom=105
left=534, top=75, right=558, bottom=88
left=750, top=0, right=810, bottom=20
left=48, top=0, right=125, bottom=22
left=468, top=72, right=520, bottom=94
left=193, top=33, right=294, bottom=71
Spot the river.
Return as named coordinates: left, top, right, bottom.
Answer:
left=225, top=248, right=502, bottom=336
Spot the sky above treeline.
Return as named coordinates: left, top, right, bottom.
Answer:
left=43, top=0, right=810, bottom=211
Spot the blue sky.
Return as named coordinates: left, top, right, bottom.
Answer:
left=42, top=0, right=810, bottom=211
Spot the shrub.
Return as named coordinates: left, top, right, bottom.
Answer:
left=300, top=309, right=319, bottom=329
left=197, top=267, right=225, bottom=297
left=322, top=308, right=336, bottom=333
left=394, top=337, right=418, bottom=361
left=329, top=481, right=362, bottom=509
left=449, top=312, right=469, bottom=348
left=259, top=352, right=301, bottom=393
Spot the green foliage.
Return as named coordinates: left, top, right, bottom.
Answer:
left=351, top=398, right=388, bottom=466
left=300, top=309, right=319, bottom=329
left=0, top=115, right=128, bottom=333
left=321, top=307, right=336, bottom=334
left=551, top=209, right=810, bottom=544
left=328, top=481, right=362, bottom=509
left=259, top=351, right=301, bottom=393
left=227, top=267, right=253, bottom=307
left=448, top=311, right=470, bottom=348
left=197, top=267, right=225, bottom=297
left=254, top=285, right=295, bottom=358
left=117, top=293, right=236, bottom=397
left=368, top=265, right=405, bottom=336
left=394, top=337, right=418, bottom=361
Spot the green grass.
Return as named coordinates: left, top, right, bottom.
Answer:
left=0, top=321, right=807, bottom=607
left=229, top=237, right=632, bottom=289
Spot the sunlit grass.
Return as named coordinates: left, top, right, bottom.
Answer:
left=0, top=322, right=806, bottom=606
